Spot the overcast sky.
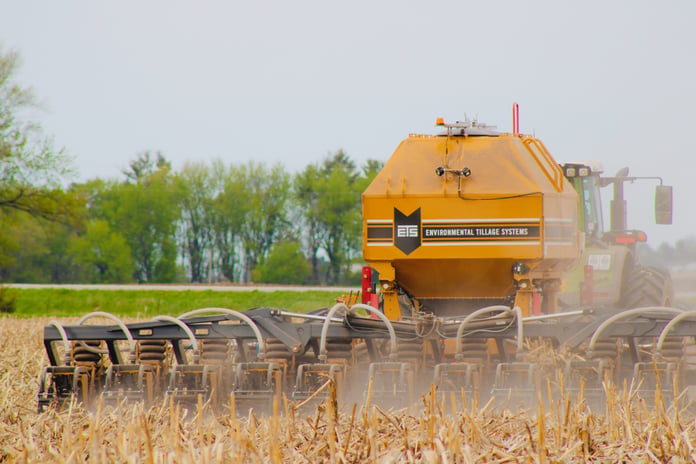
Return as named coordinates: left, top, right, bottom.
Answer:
left=1, top=1, right=694, bottom=245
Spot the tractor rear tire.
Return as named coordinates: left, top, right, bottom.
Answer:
left=620, top=266, right=673, bottom=308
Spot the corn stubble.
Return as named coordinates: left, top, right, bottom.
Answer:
left=2, top=317, right=696, bottom=463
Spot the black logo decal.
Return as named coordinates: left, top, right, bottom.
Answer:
left=394, top=208, right=421, bottom=255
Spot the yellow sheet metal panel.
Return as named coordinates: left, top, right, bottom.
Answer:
left=364, top=135, right=543, bottom=198
left=362, top=132, right=579, bottom=301
left=364, top=195, right=544, bottom=260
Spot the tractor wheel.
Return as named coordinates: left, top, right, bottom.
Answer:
left=620, top=266, right=673, bottom=308
left=620, top=266, right=676, bottom=363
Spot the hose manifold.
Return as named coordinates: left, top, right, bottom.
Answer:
left=436, top=166, right=471, bottom=177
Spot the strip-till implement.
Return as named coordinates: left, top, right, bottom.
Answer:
left=39, top=107, right=689, bottom=412
left=39, top=305, right=696, bottom=412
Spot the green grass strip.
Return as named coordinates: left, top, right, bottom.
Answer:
left=7, top=288, right=342, bottom=318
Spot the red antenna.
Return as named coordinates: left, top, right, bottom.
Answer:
left=512, top=103, right=520, bottom=136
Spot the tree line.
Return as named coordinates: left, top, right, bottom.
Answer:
left=0, top=46, right=382, bottom=286
left=1, top=150, right=382, bottom=286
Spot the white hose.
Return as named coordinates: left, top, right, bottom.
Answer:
left=178, top=307, right=266, bottom=360
left=318, top=302, right=399, bottom=362
left=587, top=306, right=683, bottom=356
left=318, top=303, right=350, bottom=362
left=454, top=305, right=516, bottom=361
left=77, top=311, right=136, bottom=360
left=655, top=310, right=696, bottom=357
left=152, top=315, right=199, bottom=364
left=349, top=303, right=399, bottom=361
left=47, top=320, right=72, bottom=365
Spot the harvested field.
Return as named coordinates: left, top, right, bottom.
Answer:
left=2, top=316, right=696, bottom=463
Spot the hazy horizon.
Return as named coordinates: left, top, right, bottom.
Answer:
left=2, top=1, right=694, bottom=246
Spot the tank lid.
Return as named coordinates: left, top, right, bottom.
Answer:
left=436, top=116, right=499, bottom=137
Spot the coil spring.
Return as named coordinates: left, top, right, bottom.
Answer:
left=265, top=338, right=295, bottom=361
left=589, top=338, right=619, bottom=360
left=200, top=339, right=230, bottom=364
left=323, top=338, right=353, bottom=361
left=457, top=339, right=488, bottom=364
left=138, top=339, right=168, bottom=364
left=394, top=338, right=424, bottom=363
left=658, top=336, right=685, bottom=362
left=72, top=340, right=103, bottom=366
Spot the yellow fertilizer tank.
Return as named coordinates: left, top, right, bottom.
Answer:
left=362, top=118, right=580, bottom=320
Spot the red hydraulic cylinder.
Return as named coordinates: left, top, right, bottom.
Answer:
left=361, top=266, right=379, bottom=308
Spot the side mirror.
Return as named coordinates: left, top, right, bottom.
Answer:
left=655, top=185, right=673, bottom=225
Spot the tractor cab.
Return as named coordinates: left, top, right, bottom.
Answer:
left=559, top=162, right=674, bottom=309
left=561, top=162, right=606, bottom=243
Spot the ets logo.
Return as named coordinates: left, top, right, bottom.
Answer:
left=397, top=225, right=418, bottom=238
left=394, top=208, right=421, bottom=255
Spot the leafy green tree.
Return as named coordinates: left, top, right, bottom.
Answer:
left=0, top=47, right=84, bottom=284
left=175, top=162, right=215, bottom=282
left=252, top=240, right=310, bottom=284
left=0, top=212, right=50, bottom=282
left=236, top=162, right=291, bottom=282
left=43, top=219, right=82, bottom=283
left=122, top=150, right=170, bottom=182
left=361, top=159, right=384, bottom=179
left=0, top=212, right=79, bottom=282
left=295, top=151, right=382, bottom=284
left=153, top=239, right=178, bottom=283
left=212, top=161, right=252, bottom=282
left=91, top=152, right=179, bottom=283
left=316, top=166, right=359, bottom=284
left=69, top=219, right=134, bottom=283
left=294, top=163, right=326, bottom=284
left=0, top=47, right=78, bottom=224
